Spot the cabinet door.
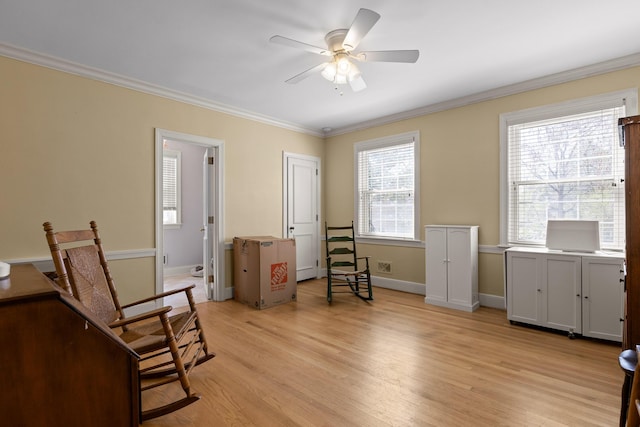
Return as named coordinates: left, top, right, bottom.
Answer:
left=582, top=257, right=624, bottom=341
left=425, top=227, right=448, bottom=304
left=447, top=228, right=472, bottom=306
left=506, top=251, right=541, bottom=325
left=542, top=255, right=581, bottom=334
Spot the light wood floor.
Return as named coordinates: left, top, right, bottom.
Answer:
left=143, top=279, right=623, bottom=426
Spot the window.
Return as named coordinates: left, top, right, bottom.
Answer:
left=163, top=149, right=181, bottom=226
left=500, top=90, right=637, bottom=250
left=355, top=131, right=420, bottom=240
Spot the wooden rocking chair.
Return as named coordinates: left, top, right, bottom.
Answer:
left=43, top=221, right=215, bottom=421
left=325, top=221, right=373, bottom=303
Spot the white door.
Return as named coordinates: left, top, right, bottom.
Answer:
left=425, top=227, right=448, bottom=304
left=202, top=148, right=215, bottom=300
left=582, top=256, right=624, bottom=341
left=543, top=254, right=582, bottom=333
left=506, top=251, right=541, bottom=324
left=446, top=228, right=472, bottom=306
left=284, top=153, right=319, bottom=281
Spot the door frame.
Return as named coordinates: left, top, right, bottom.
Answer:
left=155, top=128, right=226, bottom=301
left=282, top=151, right=321, bottom=280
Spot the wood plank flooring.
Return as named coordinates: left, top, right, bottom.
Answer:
left=143, top=279, right=623, bottom=426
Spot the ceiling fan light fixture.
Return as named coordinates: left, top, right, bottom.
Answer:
left=337, top=55, right=351, bottom=73
left=271, top=8, right=419, bottom=92
left=347, top=62, right=361, bottom=81
left=334, top=73, right=348, bottom=85
left=320, top=62, right=337, bottom=81
left=322, top=54, right=357, bottom=85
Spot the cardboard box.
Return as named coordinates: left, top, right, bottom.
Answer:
left=233, top=236, right=297, bottom=309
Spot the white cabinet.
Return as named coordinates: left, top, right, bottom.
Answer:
left=506, top=251, right=582, bottom=333
left=582, top=256, right=625, bottom=341
left=425, top=225, right=479, bottom=312
left=505, top=251, right=540, bottom=324
left=505, top=247, right=624, bottom=341
left=542, top=254, right=582, bottom=333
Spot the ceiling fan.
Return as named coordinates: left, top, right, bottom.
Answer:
left=270, top=8, right=419, bottom=92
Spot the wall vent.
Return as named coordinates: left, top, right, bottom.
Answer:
left=377, top=261, right=392, bottom=274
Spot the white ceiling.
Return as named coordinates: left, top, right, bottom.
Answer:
left=2, top=0, right=640, bottom=136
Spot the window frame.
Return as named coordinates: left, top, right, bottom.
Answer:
left=163, top=149, right=182, bottom=229
left=499, top=89, right=637, bottom=249
left=353, top=131, right=421, bottom=244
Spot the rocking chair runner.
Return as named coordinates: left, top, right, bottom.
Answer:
left=43, top=221, right=215, bottom=421
left=325, top=222, right=373, bottom=303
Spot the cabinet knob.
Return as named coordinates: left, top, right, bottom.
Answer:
left=537, top=289, right=541, bottom=292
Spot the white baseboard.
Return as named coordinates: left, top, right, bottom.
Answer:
left=320, top=269, right=506, bottom=309
left=479, top=293, right=506, bottom=310
left=370, top=275, right=426, bottom=295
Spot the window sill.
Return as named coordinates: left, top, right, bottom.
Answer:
left=163, top=223, right=182, bottom=230
left=355, top=236, right=424, bottom=248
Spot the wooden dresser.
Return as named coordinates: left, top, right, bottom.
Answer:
left=621, top=115, right=640, bottom=349
left=0, top=264, right=140, bottom=426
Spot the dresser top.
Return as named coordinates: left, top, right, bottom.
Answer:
left=0, top=264, right=58, bottom=305
left=505, top=246, right=625, bottom=259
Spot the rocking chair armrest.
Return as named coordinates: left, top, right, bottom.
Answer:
left=120, top=284, right=196, bottom=309
left=357, top=256, right=371, bottom=267
left=108, top=305, right=173, bottom=328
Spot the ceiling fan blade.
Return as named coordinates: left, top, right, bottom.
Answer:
left=342, top=8, right=380, bottom=51
left=285, top=62, right=328, bottom=84
left=357, top=50, right=420, bottom=63
left=349, top=75, right=367, bottom=92
left=270, top=35, right=331, bottom=56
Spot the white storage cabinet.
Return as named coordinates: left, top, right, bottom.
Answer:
left=425, top=225, right=479, bottom=312
left=581, top=256, right=626, bottom=341
left=505, top=247, right=624, bottom=341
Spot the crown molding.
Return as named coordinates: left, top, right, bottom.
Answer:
left=3, top=42, right=639, bottom=140
left=0, top=43, right=324, bottom=137
left=327, top=52, right=640, bottom=137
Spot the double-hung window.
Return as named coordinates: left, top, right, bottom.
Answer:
left=163, top=149, right=181, bottom=227
left=355, top=131, right=420, bottom=241
left=500, top=90, right=636, bottom=250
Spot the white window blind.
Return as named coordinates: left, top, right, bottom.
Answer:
left=163, top=150, right=181, bottom=225
left=506, top=101, right=626, bottom=249
left=355, top=132, right=418, bottom=240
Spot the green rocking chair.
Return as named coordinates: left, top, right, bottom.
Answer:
left=325, top=221, right=373, bottom=303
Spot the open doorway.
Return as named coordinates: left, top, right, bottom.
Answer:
left=155, top=129, right=225, bottom=306
left=162, top=140, right=208, bottom=305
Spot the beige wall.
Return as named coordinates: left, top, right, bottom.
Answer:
left=0, top=56, right=324, bottom=303
left=2, top=53, right=638, bottom=304
left=325, top=66, right=640, bottom=298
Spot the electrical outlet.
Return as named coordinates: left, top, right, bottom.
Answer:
left=377, top=261, right=392, bottom=274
